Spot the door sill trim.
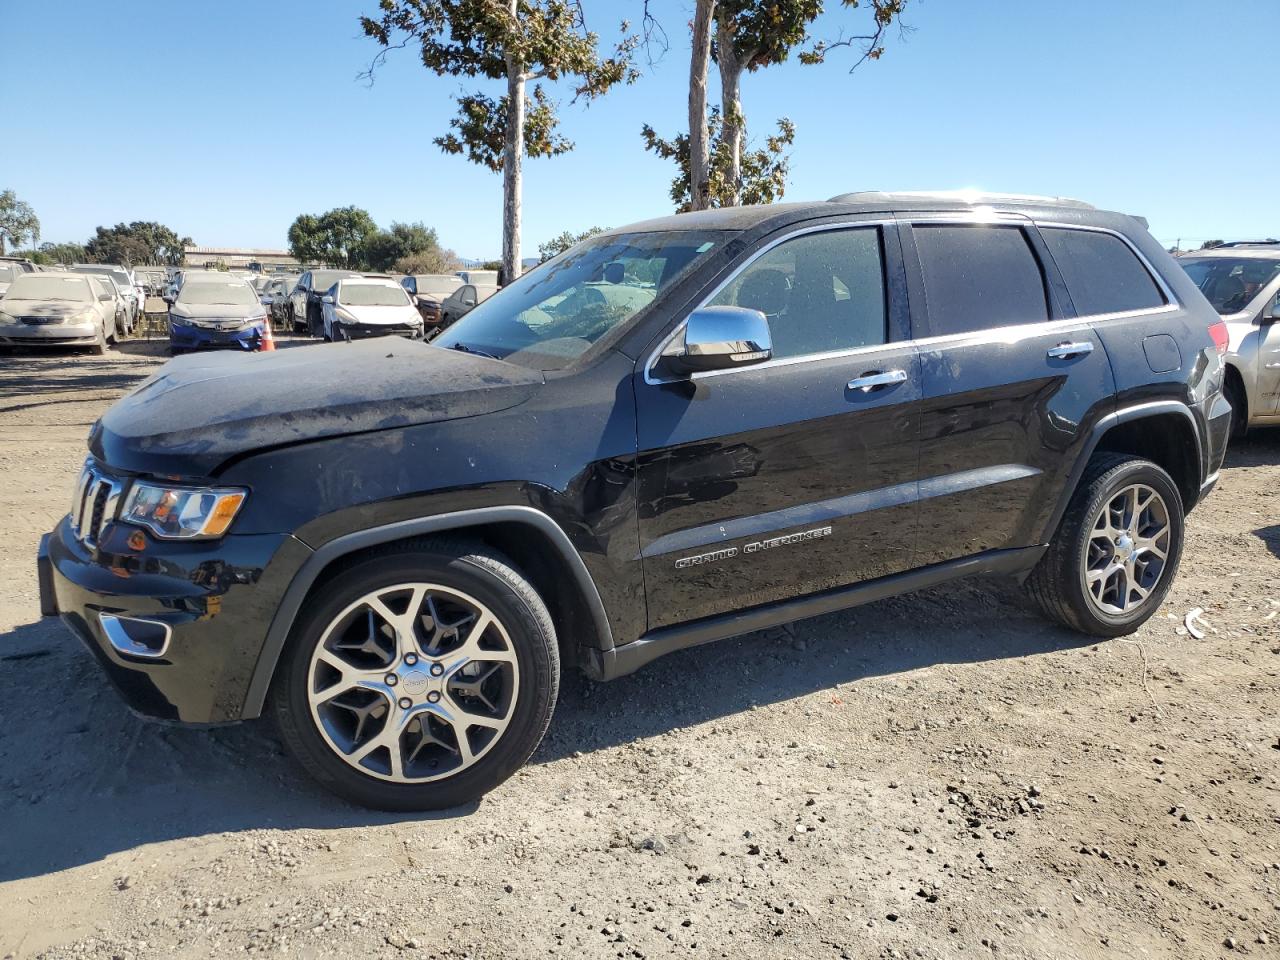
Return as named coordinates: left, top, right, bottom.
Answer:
left=585, top=546, right=1047, bottom=681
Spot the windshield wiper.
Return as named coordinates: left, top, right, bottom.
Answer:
left=450, top=342, right=499, bottom=360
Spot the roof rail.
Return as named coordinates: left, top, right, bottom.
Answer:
left=828, top=189, right=1096, bottom=210
left=1216, top=239, right=1280, bottom=247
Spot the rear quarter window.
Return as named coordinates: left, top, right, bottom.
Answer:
left=1040, top=227, right=1165, bottom=317
left=912, top=224, right=1049, bottom=336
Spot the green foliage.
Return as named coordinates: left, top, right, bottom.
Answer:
left=716, top=0, right=821, bottom=73
left=0, top=189, right=40, bottom=256
left=537, top=225, right=607, bottom=262
left=394, top=247, right=462, bottom=274
left=84, top=221, right=191, bottom=266
left=37, top=241, right=87, bottom=265
left=1200, top=239, right=1225, bottom=250
left=642, top=110, right=795, bottom=212
left=362, top=221, right=450, bottom=271
left=479, top=259, right=504, bottom=272
left=287, top=207, right=379, bottom=268
left=798, top=0, right=908, bottom=68
left=436, top=87, right=573, bottom=172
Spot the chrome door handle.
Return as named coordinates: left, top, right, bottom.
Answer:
left=1047, top=341, right=1095, bottom=359
left=847, top=369, right=908, bottom=392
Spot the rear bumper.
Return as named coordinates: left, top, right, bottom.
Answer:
left=41, top=515, right=311, bottom=724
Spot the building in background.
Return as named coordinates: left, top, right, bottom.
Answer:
left=183, top=246, right=299, bottom=271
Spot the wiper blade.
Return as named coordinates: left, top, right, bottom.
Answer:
left=450, top=342, right=499, bottom=360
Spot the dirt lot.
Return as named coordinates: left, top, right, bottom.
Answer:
left=0, top=343, right=1277, bottom=960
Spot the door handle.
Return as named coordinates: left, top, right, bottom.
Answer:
left=847, top=369, right=908, bottom=392
left=1047, top=341, right=1095, bottom=360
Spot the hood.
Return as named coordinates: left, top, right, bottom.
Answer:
left=341, top=303, right=420, bottom=325
left=171, top=302, right=264, bottom=320
left=0, top=299, right=91, bottom=319
left=92, top=338, right=544, bottom=476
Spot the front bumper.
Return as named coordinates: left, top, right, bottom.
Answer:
left=169, top=320, right=268, bottom=352
left=334, top=319, right=423, bottom=340
left=0, top=320, right=99, bottom=346
left=40, top=514, right=311, bottom=724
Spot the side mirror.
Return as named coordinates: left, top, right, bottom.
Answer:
left=672, top=306, right=772, bottom=375
left=1267, top=300, right=1280, bottom=322
left=322, top=295, right=334, bottom=305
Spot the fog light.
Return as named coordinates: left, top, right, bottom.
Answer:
left=100, top=613, right=171, bottom=659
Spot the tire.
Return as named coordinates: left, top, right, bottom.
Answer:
left=92, top=324, right=109, bottom=355
left=271, top=540, right=559, bottom=810
left=1026, top=453, right=1184, bottom=637
left=1225, top=372, right=1248, bottom=442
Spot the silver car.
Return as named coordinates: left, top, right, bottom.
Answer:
left=1178, top=242, right=1280, bottom=435
left=69, top=264, right=140, bottom=332
left=0, top=271, right=117, bottom=353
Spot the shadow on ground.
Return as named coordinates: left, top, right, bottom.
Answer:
left=0, top=578, right=1092, bottom=884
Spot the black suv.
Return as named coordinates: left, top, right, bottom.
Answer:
left=39, top=192, right=1232, bottom=810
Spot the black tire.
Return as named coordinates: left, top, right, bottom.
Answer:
left=1026, top=453, right=1184, bottom=637
left=1225, top=371, right=1248, bottom=442
left=270, top=540, right=559, bottom=810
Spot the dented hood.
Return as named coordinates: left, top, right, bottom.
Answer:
left=91, top=338, right=543, bottom=476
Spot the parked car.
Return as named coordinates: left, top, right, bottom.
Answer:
left=93, top=273, right=133, bottom=338
left=0, top=260, right=23, bottom=297
left=0, top=271, right=117, bottom=353
left=438, top=282, right=497, bottom=328
left=401, top=273, right=463, bottom=333
left=260, top=276, right=297, bottom=327
left=167, top=273, right=271, bottom=354
left=70, top=264, right=140, bottom=327
left=1176, top=241, right=1280, bottom=436
left=457, top=269, right=499, bottom=287
left=39, top=192, right=1231, bottom=810
left=287, top=269, right=360, bottom=336
left=321, top=277, right=424, bottom=341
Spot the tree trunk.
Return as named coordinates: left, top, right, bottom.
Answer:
left=715, top=14, right=745, bottom=207
left=501, top=0, right=524, bottom=284
left=688, top=0, right=715, bottom=211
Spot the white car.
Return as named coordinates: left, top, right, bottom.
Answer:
left=0, top=271, right=118, bottom=353
left=321, top=277, right=424, bottom=341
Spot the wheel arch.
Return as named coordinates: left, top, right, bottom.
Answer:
left=240, top=506, right=613, bottom=720
left=1222, top=361, right=1248, bottom=423
left=1042, top=401, right=1203, bottom=546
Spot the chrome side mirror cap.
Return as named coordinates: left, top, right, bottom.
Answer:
left=672, top=306, right=773, bottom=375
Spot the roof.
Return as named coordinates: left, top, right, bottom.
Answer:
left=1181, top=245, right=1280, bottom=260
left=339, top=276, right=402, bottom=286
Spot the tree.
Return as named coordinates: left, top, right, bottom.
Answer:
left=712, top=0, right=907, bottom=204
left=394, top=247, right=462, bottom=274
left=688, top=0, right=716, bottom=211
left=38, top=241, right=87, bottom=265
left=1200, top=239, right=1225, bottom=250
left=643, top=109, right=795, bottom=212
left=537, top=225, right=607, bottom=261
left=0, top=189, right=40, bottom=256
left=287, top=206, right=378, bottom=268
left=360, top=1, right=639, bottom=284
left=84, top=221, right=191, bottom=265
left=361, top=221, right=449, bottom=271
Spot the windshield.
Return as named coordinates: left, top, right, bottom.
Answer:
left=3, top=275, right=93, bottom=303
left=416, top=276, right=461, bottom=297
left=436, top=230, right=726, bottom=369
left=1180, top=257, right=1280, bottom=314
left=177, top=281, right=258, bottom=306
left=313, top=270, right=357, bottom=289
left=341, top=283, right=410, bottom=307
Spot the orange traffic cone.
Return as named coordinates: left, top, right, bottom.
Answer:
left=260, top=324, right=276, bottom=352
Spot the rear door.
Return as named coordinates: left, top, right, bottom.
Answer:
left=634, top=221, right=923, bottom=630
left=901, top=216, right=1115, bottom=565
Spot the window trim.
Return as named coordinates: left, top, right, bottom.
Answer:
left=1035, top=221, right=1178, bottom=321
left=643, top=219, right=897, bottom=385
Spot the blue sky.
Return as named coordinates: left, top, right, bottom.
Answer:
left=6, top=1, right=1278, bottom=259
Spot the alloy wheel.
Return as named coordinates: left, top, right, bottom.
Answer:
left=307, top=582, right=519, bottom=783
left=1081, top=483, right=1171, bottom=616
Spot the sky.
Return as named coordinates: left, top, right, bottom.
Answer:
left=5, top=0, right=1278, bottom=260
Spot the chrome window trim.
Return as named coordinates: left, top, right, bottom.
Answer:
left=643, top=219, right=895, bottom=385
left=1033, top=221, right=1179, bottom=315
left=906, top=305, right=1181, bottom=351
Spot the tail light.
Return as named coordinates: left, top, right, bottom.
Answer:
left=1208, top=319, right=1229, bottom=355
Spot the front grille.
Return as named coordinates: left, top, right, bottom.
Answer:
left=20, top=316, right=62, bottom=325
left=70, top=461, right=125, bottom=548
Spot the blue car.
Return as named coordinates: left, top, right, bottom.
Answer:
left=167, top=272, right=273, bottom=354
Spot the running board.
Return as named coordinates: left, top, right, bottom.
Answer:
left=585, top=546, right=1047, bottom=681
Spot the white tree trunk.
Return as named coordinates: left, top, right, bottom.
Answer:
left=716, top=15, right=744, bottom=207
left=688, top=0, right=715, bottom=211
left=502, top=0, right=524, bottom=284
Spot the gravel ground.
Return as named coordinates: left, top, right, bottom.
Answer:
left=0, top=343, right=1277, bottom=960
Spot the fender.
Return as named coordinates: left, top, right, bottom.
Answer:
left=1039, top=399, right=1204, bottom=545
left=240, top=505, right=614, bottom=719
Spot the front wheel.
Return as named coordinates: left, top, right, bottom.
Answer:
left=271, top=541, right=559, bottom=810
left=1026, top=453, right=1184, bottom=636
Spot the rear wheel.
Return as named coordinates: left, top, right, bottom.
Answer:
left=1026, top=453, right=1183, bottom=636
left=271, top=541, right=559, bottom=810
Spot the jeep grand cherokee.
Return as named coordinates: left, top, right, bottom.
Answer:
left=39, top=191, right=1232, bottom=810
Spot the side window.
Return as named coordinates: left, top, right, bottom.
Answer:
left=300, top=272, right=310, bottom=291
left=709, top=227, right=886, bottom=360
left=1040, top=227, right=1165, bottom=317
left=912, top=224, right=1048, bottom=336
left=403, top=277, right=415, bottom=295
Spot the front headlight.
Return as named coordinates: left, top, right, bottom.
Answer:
left=334, top=307, right=357, bottom=324
left=121, top=482, right=247, bottom=539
